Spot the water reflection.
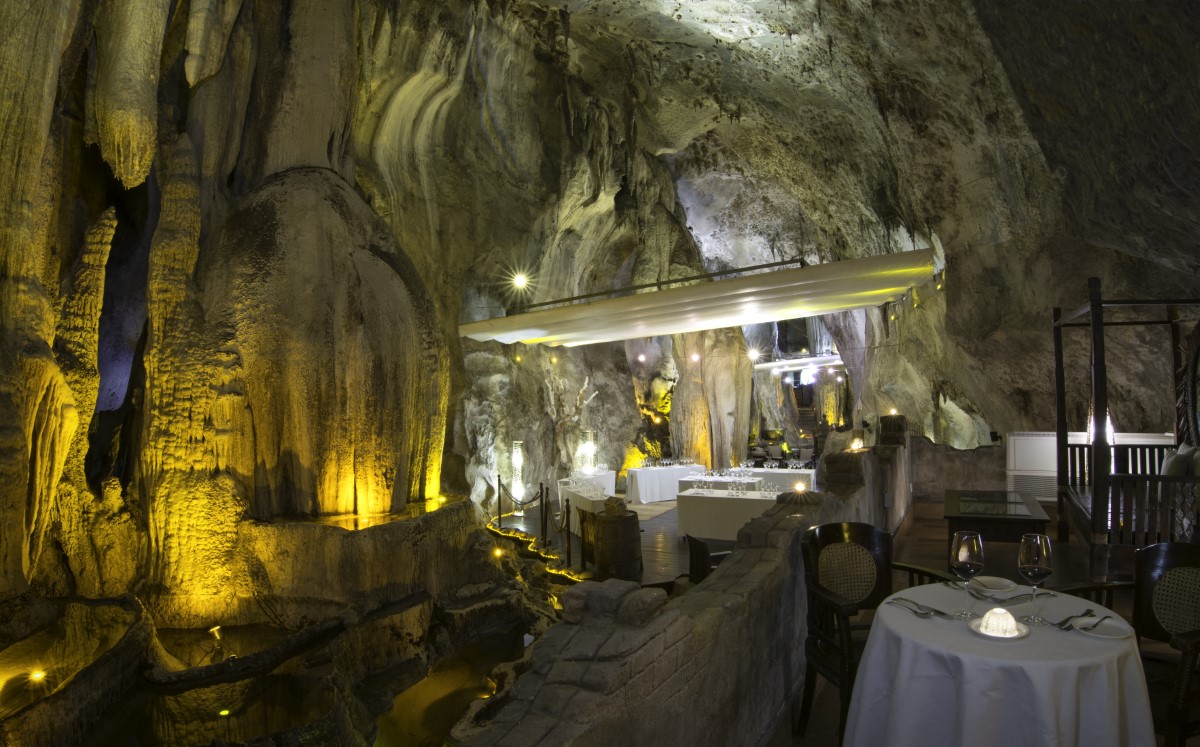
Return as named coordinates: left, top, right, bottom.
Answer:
left=374, top=631, right=524, bottom=747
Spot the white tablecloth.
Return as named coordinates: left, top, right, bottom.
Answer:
left=844, top=584, right=1154, bottom=747
left=744, top=467, right=815, bottom=493
left=556, top=470, right=616, bottom=500
left=560, top=484, right=607, bottom=535
left=677, top=476, right=763, bottom=492
left=676, top=489, right=777, bottom=540
left=626, top=465, right=696, bottom=504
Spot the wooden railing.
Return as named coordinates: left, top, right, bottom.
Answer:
left=1064, top=443, right=1198, bottom=547
left=1064, top=443, right=1173, bottom=489
left=1107, top=474, right=1198, bottom=546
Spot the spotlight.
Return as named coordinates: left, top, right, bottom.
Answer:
left=493, top=547, right=504, bottom=558
left=793, top=481, right=807, bottom=492
left=889, top=408, right=898, bottom=415
left=691, top=353, right=700, bottom=362
left=748, top=349, right=760, bottom=361
left=514, top=354, right=522, bottom=362
left=512, top=273, right=528, bottom=289
left=836, top=375, right=844, bottom=382
left=550, top=356, right=557, bottom=364
left=30, top=670, right=45, bottom=682
left=218, top=709, right=230, bottom=717
left=637, top=354, right=646, bottom=362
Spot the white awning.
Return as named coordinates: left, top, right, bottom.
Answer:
left=459, top=249, right=934, bottom=347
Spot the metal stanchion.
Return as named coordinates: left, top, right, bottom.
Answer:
left=564, top=498, right=572, bottom=568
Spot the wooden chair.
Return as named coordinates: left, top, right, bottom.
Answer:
left=684, top=534, right=731, bottom=583
left=796, top=522, right=952, bottom=743
left=1132, top=542, right=1200, bottom=746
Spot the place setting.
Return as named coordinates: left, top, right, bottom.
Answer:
left=883, top=531, right=1135, bottom=642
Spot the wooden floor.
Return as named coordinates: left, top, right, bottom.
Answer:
left=499, top=498, right=1154, bottom=747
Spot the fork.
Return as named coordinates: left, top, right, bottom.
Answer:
left=891, top=597, right=952, bottom=619
left=1053, top=609, right=1094, bottom=629
left=1076, top=614, right=1114, bottom=632
left=886, top=599, right=937, bottom=618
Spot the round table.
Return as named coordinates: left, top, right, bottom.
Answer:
left=843, top=583, right=1154, bottom=747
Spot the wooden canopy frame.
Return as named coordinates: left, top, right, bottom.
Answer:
left=1053, top=276, right=1200, bottom=574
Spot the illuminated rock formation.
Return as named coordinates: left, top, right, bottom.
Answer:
left=91, top=0, right=172, bottom=187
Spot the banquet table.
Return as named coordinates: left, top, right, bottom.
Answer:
left=625, top=465, right=696, bottom=504
left=743, top=467, right=815, bottom=493
left=843, top=583, right=1154, bottom=747
left=677, top=475, right=763, bottom=492
left=676, top=489, right=777, bottom=540
left=556, top=470, right=616, bottom=500
left=559, top=483, right=607, bottom=535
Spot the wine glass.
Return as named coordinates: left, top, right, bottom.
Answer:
left=949, top=531, right=985, bottom=619
left=1017, top=534, right=1053, bottom=626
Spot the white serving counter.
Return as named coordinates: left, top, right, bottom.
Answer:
left=560, top=484, right=608, bottom=535
left=677, top=475, right=763, bottom=492
left=744, top=468, right=815, bottom=493
left=676, top=489, right=778, bottom=541
left=626, top=465, right=696, bottom=504
left=556, top=470, right=616, bottom=500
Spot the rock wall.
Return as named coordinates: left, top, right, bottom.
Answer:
left=0, top=0, right=1196, bottom=628
left=907, top=436, right=1006, bottom=503
left=453, top=495, right=814, bottom=746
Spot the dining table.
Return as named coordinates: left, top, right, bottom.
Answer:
left=843, top=582, right=1154, bottom=747
left=677, top=475, right=763, bottom=492
left=675, top=488, right=777, bottom=541
left=625, top=465, right=696, bottom=504
left=556, top=470, right=616, bottom=500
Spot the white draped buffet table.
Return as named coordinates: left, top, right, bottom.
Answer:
left=675, top=489, right=778, bottom=540
left=677, top=475, right=763, bottom=492
left=625, top=465, right=695, bottom=504
left=744, top=467, right=814, bottom=493
left=844, top=583, right=1154, bottom=747
left=556, top=470, right=616, bottom=500
left=559, top=484, right=607, bottom=535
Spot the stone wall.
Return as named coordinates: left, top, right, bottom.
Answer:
left=147, top=499, right=515, bottom=629
left=453, top=494, right=814, bottom=746
left=907, top=436, right=1006, bottom=503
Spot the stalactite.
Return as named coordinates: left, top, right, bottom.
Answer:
left=185, top=0, right=245, bottom=86
left=91, top=0, right=172, bottom=187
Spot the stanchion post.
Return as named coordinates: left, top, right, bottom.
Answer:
left=565, top=498, right=572, bottom=568
left=540, top=483, right=548, bottom=544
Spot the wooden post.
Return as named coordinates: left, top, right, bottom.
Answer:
left=1168, top=306, right=1183, bottom=445
left=1088, top=277, right=1110, bottom=537
left=1053, top=307, right=1069, bottom=543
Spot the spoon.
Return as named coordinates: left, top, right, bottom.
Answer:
left=1054, top=609, right=1095, bottom=629
left=1076, top=614, right=1114, bottom=632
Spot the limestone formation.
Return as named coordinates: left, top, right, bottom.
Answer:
left=91, top=0, right=172, bottom=187
left=0, top=0, right=1197, bottom=741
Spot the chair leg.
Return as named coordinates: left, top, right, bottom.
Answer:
left=794, top=662, right=817, bottom=736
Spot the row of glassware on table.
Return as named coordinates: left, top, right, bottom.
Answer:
left=634, top=458, right=696, bottom=467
